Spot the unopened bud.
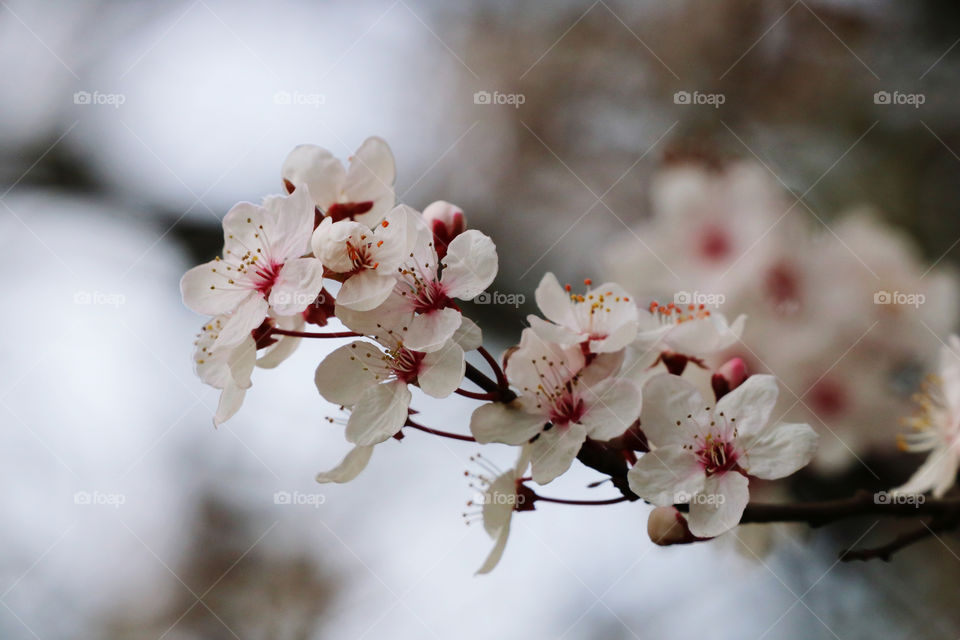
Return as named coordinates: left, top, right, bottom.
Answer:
left=711, top=357, right=748, bottom=400
left=422, top=200, right=466, bottom=260
left=647, top=506, right=696, bottom=546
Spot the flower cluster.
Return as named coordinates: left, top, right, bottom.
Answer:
left=183, top=136, right=960, bottom=574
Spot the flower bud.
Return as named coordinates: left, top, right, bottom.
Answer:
left=422, top=200, right=466, bottom=260
left=647, top=506, right=696, bottom=546
left=711, top=356, right=747, bottom=400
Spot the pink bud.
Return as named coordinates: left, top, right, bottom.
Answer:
left=647, top=506, right=696, bottom=546
left=422, top=200, right=466, bottom=260
left=711, top=357, right=748, bottom=400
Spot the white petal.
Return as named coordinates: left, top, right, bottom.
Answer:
left=343, top=136, right=396, bottom=225
left=470, top=401, right=544, bottom=445
left=715, top=374, right=779, bottom=439
left=627, top=445, right=704, bottom=505
left=476, top=520, right=512, bottom=575
left=261, top=186, right=315, bottom=259
left=580, top=378, right=642, bottom=441
left=281, top=144, right=345, bottom=208
left=940, top=335, right=960, bottom=415
left=181, top=260, right=252, bottom=316
left=227, top=336, right=257, bottom=389
left=418, top=342, right=465, bottom=398
left=402, top=307, right=462, bottom=353
left=314, top=341, right=383, bottom=406
left=687, top=472, right=750, bottom=538
left=345, top=381, right=411, bottom=445
left=269, top=258, right=325, bottom=316
left=529, top=423, right=587, bottom=484
left=534, top=272, right=575, bottom=326
left=256, top=316, right=304, bottom=369
left=590, top=318, right=638, bottom=353
left=315, top=445, right=375, bottom=484
left=214, top=384, right=247, bottom=427
left=741, top=422, right=817, bottom=480
left=221, top=201, right=271, bottom=254
left=638, top=374, right=706, bottom=448
left=452, top=316, right=483, bottom=351
left=336, top=269, right=398, bottom=311
left=505, top=328, right=585, bottom=394
left=213, top=294, right=268, bottom=349
left=311, top=218, right=367, bottom=272
left=528, top=314, right=580, bottom=346
left=892, top=446, right=959, bottom=498
left=440, top=230, right=498, bottom=300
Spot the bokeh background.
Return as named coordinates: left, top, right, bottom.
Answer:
left=3, top=0, right=960, bottom=638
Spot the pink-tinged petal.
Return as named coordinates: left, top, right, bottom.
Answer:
left=476, top=517, right=512, bottom=575
left=315, top=445, right=375, bottom=484
left=627, top=445, right=704, bottom=505
left=470, top=401, right=544, bottom=445
left=221, top=201, right=269, bottom=254
left=262, top=186, right=315, bottom=259
left=639, top=374, right=706, bottom=448
left=418, top=342, right=465, bottom=398
left=345, top=381, right=411, bottom=446
left=181, top=260, right=252, bottom=316
left=529, top=423, right=587, bottom=484
left=214, top=383, right=247, bottom=427
left=687, top=472, right=750, bottom=538
left=528, top=314, right=580, bottom=346
left=580, top=378, right=642, bottom=441
left=314, top=341, right=383, bottom=406
left=281, top=144, right=345, bottom=208
left=343, top=136, right=396, bottom=225
left=452, top=316, right=482, bottom=351
left=402, top=307, right=462, bottom=353
left=590, top=318, right=638, bottom=353
left=534, top=272, right=576, bottom=326
left=256, top=316, right=304, bottom=369
left=893, top=446, right=959, bottom=498
left=740, top=422, right=817, bottom=480
left=440, top=230, right=498, bottom=300
left=268, top=258, right=325, bottom=316
left=505, top=328, right=585, bottom=394
left=337, top=270, right=397, bottom=312
left=311, top=218, right=367, bottom=271
left=213, top=294, right=268, bottom=349
left=715, top=374, right=778, bottom=439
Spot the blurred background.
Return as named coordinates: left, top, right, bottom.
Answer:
left=3, top=0, right=960, bottom=637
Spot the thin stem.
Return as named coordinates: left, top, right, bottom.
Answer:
left=455, top=388, right=502, bottom=401
left=270, top=328, right=360, bottom=339
left=477, top=346, right=509, bottom=390
left=404, top=419, right=476, bottom=442
left=535, top=494, right=630, bottom=506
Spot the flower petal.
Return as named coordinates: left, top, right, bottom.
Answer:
left=256, top=316, right=304, bottom=369
left=452, top=316, right=483, bottom=351
left=740, top=422, right=817, bottom=480
left=529, top=423, right=587, bottom=484
left=214, top=383, right=247, bottom=427
left=345, top=381, right=411, bottom=445
left=627, top=445, right=704, bottom=505
left=181, top=260, right=252, bottom=316
left=261, top=186, right=315, bottom=259
left=580, top=378, right=642, bottom=441
left=528, top=314, right=580, bottom=346
left=470, top=401, right=545, bottom=445
left=534, top=272, right=576, bottom=326
left=418, top=342, right=465, bottom=398
left=402, top=307, right=462, bottom=353
left=715, top=374, right=779, bottom=439
left=269, top=258, right=325, bottom=316
left=343, top=136, right=396, bottom=225
left=440, top=230, right=498, bottom=300
left=311, top=218, right=367, bottom=272
left=281, top=144, right=345, bottom=208
left=213, top=294, right=268, bottom=349
left=638, top=373, right=706, bottom=448
left=337, top=269, right=397, bottom=312
left=893, top=446, right=960, bottom=498
left=687, top=472, right=750, bottom=538
left=314, top=341, right=383, bottom=406
left=315, top=445, right=375, bottom=484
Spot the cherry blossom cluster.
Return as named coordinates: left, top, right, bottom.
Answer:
left=181, top=137, right=958, bottom=573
